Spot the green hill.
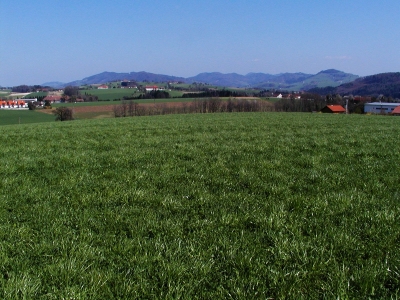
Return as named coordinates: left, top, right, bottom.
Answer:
left=257, top=69, right=358, bottom=90
left=309, top=72, right=400, bottom=97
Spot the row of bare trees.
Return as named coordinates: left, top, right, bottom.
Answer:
left=113, top=98, right=274, bottom=117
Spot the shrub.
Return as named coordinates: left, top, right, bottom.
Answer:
left=53, top=106, right=74, bottom=121
left=44, top=100, right=52, bottom=109
left=27, top=102, right=36, bottom=110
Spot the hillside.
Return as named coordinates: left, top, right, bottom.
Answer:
left=256, top=69, right=358, bottom=91
left=309, top=72, right=400, bottom=97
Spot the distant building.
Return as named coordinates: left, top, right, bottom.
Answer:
left=320, top=105, right=346, bottom=114
left=121, top=81, right=137, bottom=88
left=145, top=85, right=159, bottom=92
left=0, top=99, right=27, bottom=108
left=98, top=85, right=109, bottom=89
left=364, top=102, right=400, bottom=114
left=43, top=95, right=62, bottom=103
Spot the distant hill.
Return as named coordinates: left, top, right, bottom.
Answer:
left=187, top=72, right=251, bottom=87
left=41, top=81, right=65, bottom=88
left=187, top=72, right=315, bottom=88
left=308, top=72, right=400, bottom=97
left=64, top=71, right=185, bottom=87
left=255, top=69, right=358, bottom=91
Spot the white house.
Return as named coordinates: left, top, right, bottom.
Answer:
left=145, top=85, right=159, bottom=92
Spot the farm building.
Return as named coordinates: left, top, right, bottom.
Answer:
left=98, top=85, right=109, bottom=89
left=320, top=105, right=346, bottom=114
left=364, top=102, right=400, bottom=114
left=146, top=85, right=159, bottom=92
left=121, top=81, right=137, bottom=88
left=43, top=95, right=62, bottom=103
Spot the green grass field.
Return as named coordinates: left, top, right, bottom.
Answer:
left=0, top=110, right=55, bottom=125
left=0, top=113, right=399, bottom=298
left=80, top=88, right=185, bottom=100
left=25, top=92, right=48, bottom=99
left=80, top=88, right=139, bottom=100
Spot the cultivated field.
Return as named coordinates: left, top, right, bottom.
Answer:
left=0, top=113, right=399, bottom=298
left=0, top=109, right=55, bottom=125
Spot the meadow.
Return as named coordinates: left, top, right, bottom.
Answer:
left=77, top=88, right=185, bottom=100
left=0, top=113, right=399, bottom=299
left=80, top=88, right=140, bottom=101
left=0, top=109, right=55, bottom=125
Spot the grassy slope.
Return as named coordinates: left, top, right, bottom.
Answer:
left=0, top=113, right=399, bottom=298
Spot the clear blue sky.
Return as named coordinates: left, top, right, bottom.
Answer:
left=1, top=0, right=399, bottom=86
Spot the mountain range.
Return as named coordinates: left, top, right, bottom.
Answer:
left=43, top=69, right=358, bottom=91
left=42, top=70, right=400, bottom=97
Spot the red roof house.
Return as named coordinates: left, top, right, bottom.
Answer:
left=43, top=95, right=62, bottom=103
left=145, top=85, right=159, bottom=91
left=321, top=105, right=346, bottom=114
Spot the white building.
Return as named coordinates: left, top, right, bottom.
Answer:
left=364, top=102, right=400, bottom=114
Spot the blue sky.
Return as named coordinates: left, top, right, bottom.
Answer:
left=1, top=0, right=399, bottom=86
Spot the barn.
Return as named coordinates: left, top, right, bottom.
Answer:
left=364, top=102, right=400, bottom=114
left=320, top=105, right=346, bottom=114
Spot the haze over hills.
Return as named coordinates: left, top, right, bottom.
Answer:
left=308, top=72, right=400, bottom=98
left=42, top=69, right=359, bottom=91
left=188, top=69, right=359, bottom=90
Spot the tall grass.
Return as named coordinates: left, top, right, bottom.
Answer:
left=0, top=113, right=399, bottom=298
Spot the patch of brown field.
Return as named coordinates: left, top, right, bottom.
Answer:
left=37, top=109, right=54, bottom=115
left=71, top=105, right=116, bottom=113
left=36, top=103, right=184, bottom=115
left=37, top=98, right=270, bottom=116
left=230, top=97, right=262, bottom=100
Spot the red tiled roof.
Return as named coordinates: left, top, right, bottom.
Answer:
left=43, top=95, right=61, bottom=101
left=325, top=105, right=346, bottom=113
left=392, top=105, right=400, bottom=114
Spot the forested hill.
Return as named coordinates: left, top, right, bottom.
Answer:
left=308, top=72, right=400, bottom=97
left=254, top=69, right=358, bottom=91
left=186, top=69, right=357, bottom=90
left=65, top=71, right=186, bottom=87
left=43, top=69, right=358, bottom=91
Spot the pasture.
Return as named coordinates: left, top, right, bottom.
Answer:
left=80, top=88, right=140, bottom=101
left=0, top=109, right=55, bottom=125
left=80, top=87, right=185, bottom=100
left=0, top=113, right=399, bottom=298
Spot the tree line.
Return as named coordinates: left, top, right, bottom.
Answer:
left=113, top=98, right=274, bottom=117
left=11, top=85, right=53, bottom=93
left=182, top=90, right=247, bottom=98
left=123, top=90, right=170, bottom=100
